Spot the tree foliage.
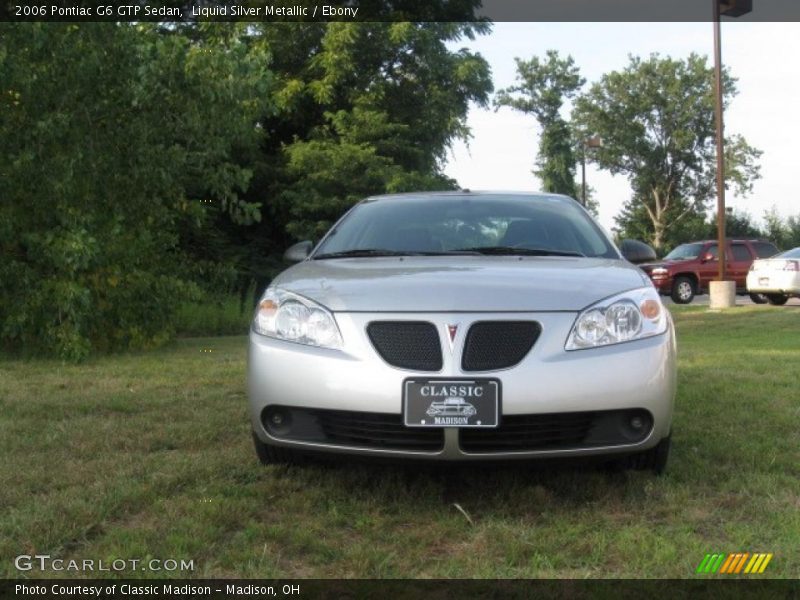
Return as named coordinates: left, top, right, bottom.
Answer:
left=615, top=204, right=800, bottom=256
left=495, top=51, right=585, bottom=200
left=0, top=23, right=271, bottom=359
left=573, top=53, right=761, bottom=251
left=229, top=21, right=492, bottom=303
left=1, top=18, right=492, bottom=358
left=762, top=206, right=800, bottom=250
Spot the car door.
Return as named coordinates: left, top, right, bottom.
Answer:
left=729, top=243, right=754, bottom=290
left=697, top=243, right=719, bottom=291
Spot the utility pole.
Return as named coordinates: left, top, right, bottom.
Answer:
left=713, top=0, right=727, bottom=282
left=710, top=0, right=752, bottom=308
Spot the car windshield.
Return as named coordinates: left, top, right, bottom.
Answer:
left=663, top=243, right=704, bottom=261
left=313, top=194, right=618, bottom=259
left=776, top=247, right=800, bottom=259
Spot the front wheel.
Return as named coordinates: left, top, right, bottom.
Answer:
left=767, top=294, right=789, bottom=306
left=749, top=293, right=768, bottom=304
left=626, top=435, right=671, bottom=475
left=671, top=277, right=695, bottom=304
left=252, top=430, right=297, bottom=465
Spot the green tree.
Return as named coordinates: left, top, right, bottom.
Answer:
left=228, top=21, right=493, bottom=303
left=617, top=204, right=764, bottom=255
left=573, top=54, right=761, bottom=252
left=762, top=206, right=791, bottom=249
left=786, top=215, right=800, bottom=248
left=0, top=23, right=271, bottom=359
left=716, top=209, right=762, bottom=239
left=495, top=51, right=585, bottom=200
left=615, top=196, right=709, bottom=252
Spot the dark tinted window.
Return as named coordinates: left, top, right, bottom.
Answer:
left=731, top=244, right=752, bottom=261
left=664, top=243, right=703, bottom=260
left=753, top=242, right=780, bottom=258
left=315, top=195, right=618, bottom=258
left=706, top=244, right=719, bottom=259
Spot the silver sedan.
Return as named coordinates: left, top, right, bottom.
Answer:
left=248, top=192, right=676, bottom=472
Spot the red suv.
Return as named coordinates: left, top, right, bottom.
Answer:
left=639, top=239, right=779, bottom=304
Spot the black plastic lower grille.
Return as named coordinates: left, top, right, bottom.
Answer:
left=367, top=321, right=442, bottom=371
left=263, top=406, right=445, bottom=451
left=460, top=410, right=652, bottom=452
left=312, top=409, right=444, bottom=451
left=262, top=406, right=651, bottom=455
left=462, top=321, right=541, bottom=371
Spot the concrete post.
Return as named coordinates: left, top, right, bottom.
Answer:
left=709, top=280, right=736, bottom=309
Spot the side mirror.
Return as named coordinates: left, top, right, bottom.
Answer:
left=283, top=240, right=313, bottom=262
left=701, top=252, right=715, bottom=263
left=619, top=239, right=657, bottom=264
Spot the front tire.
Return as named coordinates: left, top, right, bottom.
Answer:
left=749, top=293, right=768, bottom=304
left=766, top=294, right=789, bottom=306
left=671, top=277, right=695, bottom=304
left=626, top=435, right=671, bottom=475
left=252, top=430, right=296, bottom=465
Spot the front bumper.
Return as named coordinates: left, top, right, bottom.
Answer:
left=248, top=311, right=677, bottom=461
left=648, top=275, right=672, bottom=294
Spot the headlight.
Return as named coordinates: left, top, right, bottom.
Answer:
left=651, top=267, right=668, bottom=276
left=566, top=287, right=667, bottom=350
left=252, top=287, right=343, bottom=349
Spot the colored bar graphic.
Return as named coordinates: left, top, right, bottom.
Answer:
left=696, top=554, right=712, bottom=573
left=758, top=554, right=773, bottom=573
left=710, top=554, right=725, bottom=573
left=697, top=552, right=773, bottom=575
left=744, top=554, right=759, bottom=574
left=719, top=554, right=736, bottom=573
left=734, top=553, right=749, bottom=574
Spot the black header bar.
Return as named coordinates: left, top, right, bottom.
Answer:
left=3, top=0, right=800, bottom=23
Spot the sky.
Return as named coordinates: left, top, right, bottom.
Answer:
left=443, top=22, right=800, bottom=233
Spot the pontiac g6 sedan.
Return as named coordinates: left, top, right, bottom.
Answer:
left=248, top=192, right=677, bottom=473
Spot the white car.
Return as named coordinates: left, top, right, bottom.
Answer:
left=746, top=247, right=800, bottom=305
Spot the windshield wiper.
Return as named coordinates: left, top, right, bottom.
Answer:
left=453, top=246, right=585, bottom=257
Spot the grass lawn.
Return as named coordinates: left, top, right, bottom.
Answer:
left=1, top=306, right=798, bottom=579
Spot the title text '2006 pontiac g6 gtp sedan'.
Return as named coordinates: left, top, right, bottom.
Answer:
left=248, top=192, right=676, bottom=473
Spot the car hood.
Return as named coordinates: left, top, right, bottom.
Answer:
left=640, top=259, right=695, bottom=272
left=271, top=257, right=650, bottom=312
left=639, top=261, right=663, bottom=272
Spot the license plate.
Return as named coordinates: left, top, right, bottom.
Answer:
left=759, top=277, right=770, bottom=286
left=403, top=379, right=500, bottom=428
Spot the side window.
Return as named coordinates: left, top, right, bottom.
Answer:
left=731, top=244, right=752, bottom=262
left=706, top=244, right=718, bottom=259
left=753, top=242, right=779, bottom=258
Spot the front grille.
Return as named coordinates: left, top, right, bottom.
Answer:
left=461, top=321, right=541, bottom=371
left=460, top=409, right=652, bottom=452
left=310, top=409, right=444, bottom=451
left=367, top=321, right=442, bottom=371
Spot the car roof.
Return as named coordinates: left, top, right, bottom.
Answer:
left=363, top=190, right=575, bottom=203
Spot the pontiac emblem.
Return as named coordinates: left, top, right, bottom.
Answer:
left=446, top=324, right=459, bottom=352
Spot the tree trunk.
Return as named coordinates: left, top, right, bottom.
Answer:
left=652, top=223, right=665, bottom=253
left=644, top=187, right=667, bottom=253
